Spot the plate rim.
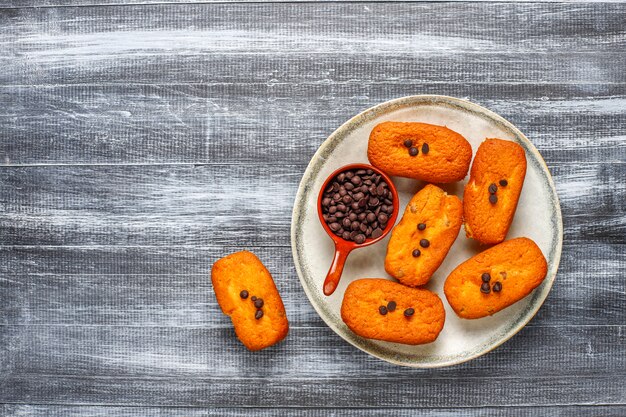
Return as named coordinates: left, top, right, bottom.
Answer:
left=290, top=94, right=564, bottom=368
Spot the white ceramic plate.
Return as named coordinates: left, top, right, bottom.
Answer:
left=291, top=95, right=563, bottom=367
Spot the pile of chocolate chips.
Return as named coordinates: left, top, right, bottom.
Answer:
left=321, top=168, right=394, bottom=244
left=240, top=290, right=265, bottom=319
left=479, top=273, right=502, bottom=294
left=488, top=179, right=508, bottom=204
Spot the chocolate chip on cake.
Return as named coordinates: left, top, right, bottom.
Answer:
left=403, top=139, right=413, bottom=148
left=240, top=290, right=249, bottom=299
left=489, top=183, right=498, bottom=194
left=480, top=282, right=491, bottom=294
left=409, top=147, right=418, bottom=156
left=499, top=179, right=508, bottom=187
left=412, top=249, right=421, bottom=257
left=420, top=239, right=430, bottom=248
left=254, top=298, right=264, bottom=309
left=422, top=143, right=429, bottom=154
left=379, top=306, right=388, bottom=315
left=493, top=282, right=502, bottom=292
left=417, top=223, right=426, bottom=231
left=489, top=194, right=498, bottom=204
left=255, top=310, right=264, bottom=320
left=481, top=273, right=491, bottom=282
left=387, top=301, right=397, bottom=312
left=404, top=308, right=415, bottom=317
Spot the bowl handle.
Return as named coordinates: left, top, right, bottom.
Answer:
left=323, top=243, right=353, bottom=296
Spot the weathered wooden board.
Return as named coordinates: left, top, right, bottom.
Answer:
left=1, top=244, right=624, bottom=327
left=0, top=325, right=623, bottom=379
left=2, top=405, right=626, bottom=417
left=0, top=164, right=623, bottom=247
left=1, top=85, right=625, bottom=165
left=0, top=0, right=624, bottom=415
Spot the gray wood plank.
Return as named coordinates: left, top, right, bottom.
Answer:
left=0, top=242, right=624, bottom=327
left=0, top=325, right=623, bottom=380
left=0, top=3, right=624, bottom=86
left=2, top=405, right=626, bottom=417
left=3, top=0, right=625, bottom=8
left=0, top=164, right=623, bottom=247
left=1, top=84, right=624, bottom=165
left=0, top=374, right=623, bottom=407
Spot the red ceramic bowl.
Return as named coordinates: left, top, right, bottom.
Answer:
left=317, top=163, right=399, bottom=296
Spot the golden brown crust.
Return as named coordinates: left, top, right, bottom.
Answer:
left=385, top=184, right=463, bottom=287
left=464, top=138, right=527, bottom=244
left=341, top=279, right=445, bottom=345
left=443, top=237, right=548, bottom=319
left=211, top=251, right=289, bottom=350
left=367, top=121, right=472, bottom=183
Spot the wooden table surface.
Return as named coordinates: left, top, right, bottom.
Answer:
left=1, top=1, right=625, bottom=415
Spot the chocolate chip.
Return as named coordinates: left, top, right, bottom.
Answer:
left=328, top=206, right=337, bottom=214
left=329, top=222, right=341, bottom=232
left=357, top=213, right=367, bottom=221
left=342, top=218, right=352, bottom=229
left=351, top=202, right=360, bottom=211
left=254, top=298, right=264, bottom=309
left=387, top=301, right=397, bottom=312
left=493, top=282, right=502, bottom=292
left=251, top=296, right=257, bottom=301
left=353, top=192, right=364, bottom=201
left=422, top=143, right=429, bottom=154
left=489, top=194, right=498, bottom=204
left=255, top=310, right=263, bottom=320
left=240, top=290, right=249, bottom=299
left=332, top=182, right=340, bottom=192
left=342, top=231, right=351, bottom=240
left=371, top=228, right=383, bottom=238
left=378, top=213, right=388, bottom=224
left=481, top=273, right=491, bottom=282
left=345, top=171, right=354, bottom=179
left=420, top=239, right=430, bottom=248
left=409, top=147, right=418, bottom=156
left=351, top=221, right=360, bottom=231
left=344, top=182, right=354, bottom=191
left=351, top=176, right=362, bottom=185
left=333, top=193, right=341, bottom=201
left=403, top=139, right=413, bottom=148
left=480, top=282, right=491, bottom=294
left=342, top=195, right=352, bottom=204
left=368, top=197, right=380, bottom=207
left=356, top=169, right=367, bottom=175
left=337, top=173, right=346, bottom=182
left=384, top=205, right=394, bottom=214
left=379, top=306, right=388, bottom=315
left=366, top=212, right=376, bottom=223
left=322, top=197, right=331, bottom=207
left=499, top=179, right=508, bottom=187
left=337, top=204, right=347, bottom=213
left=376, top=184, right=385, bottom=195
left=367, top=169, right=373, bottom=175
left=489, top=183, right=497, bottom=194
left=359, top=223, right=368, bottom=233
left=412, top=249, right=421, bottom=257
left=404, top=308, right=415, bottom=317
left=417, top=223, right=426, bottom=231
left=354, top=234, right=366, bottom=244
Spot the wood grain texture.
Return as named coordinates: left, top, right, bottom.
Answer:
left=0, top=0, right=625, bottom=415
left=1, top=84, right=625, bottom=165
left=2, top=405, right=626, bottom=417
left=1, top=243, right=624, bottom=327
